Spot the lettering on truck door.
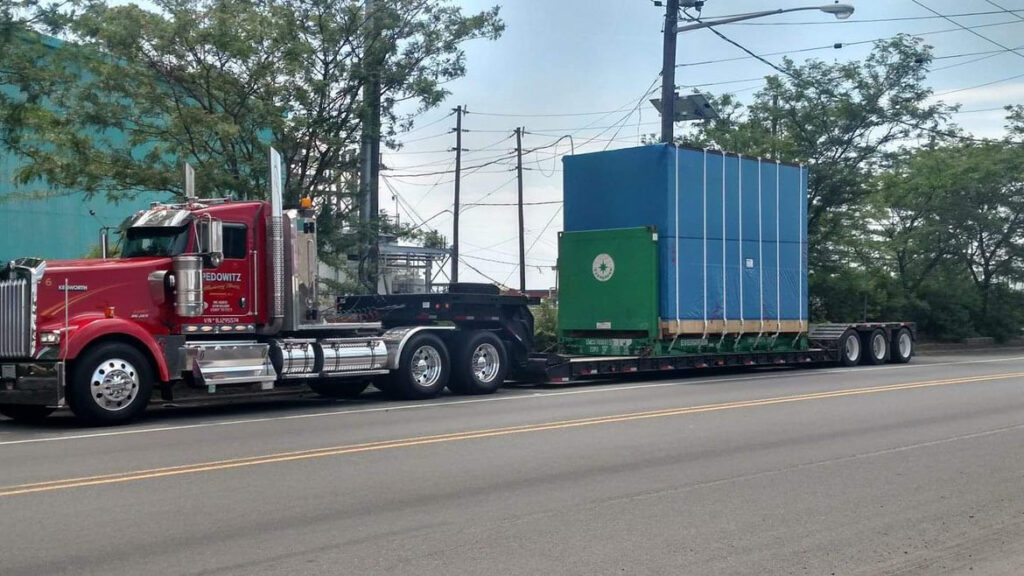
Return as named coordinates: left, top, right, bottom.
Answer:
left=202, top=222, right=254, bottom=320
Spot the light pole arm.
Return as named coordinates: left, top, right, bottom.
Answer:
left=676, top=6, right=829, bottom=33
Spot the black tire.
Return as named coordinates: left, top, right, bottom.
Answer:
left=387, top=333, right=450, bottom=400
left=861, top=329, right=888, bottom=365
left=448, top=331, right=508, bottom=395
left=837, top=329, right=862, bottom=367
left=68, top=342, right=154, bottom=426
left=0, top=404, right=55, bottom=423
left=308, top=379, right=370, bottom=399
left=890, top=327, right=914, bottom=364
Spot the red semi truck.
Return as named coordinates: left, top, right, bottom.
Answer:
left=0, top=150, right=913, bottom=425
left=0, top=151, right=537, bottom=424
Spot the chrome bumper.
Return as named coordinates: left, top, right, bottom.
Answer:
left=0, top=361, right=65, bottom=407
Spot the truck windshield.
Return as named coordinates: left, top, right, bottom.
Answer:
left=122, top=226, right=190, bottom=258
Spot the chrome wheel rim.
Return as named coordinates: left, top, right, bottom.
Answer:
left=845, top=335, right=860, bottom=362
left=898, top=332, right=912, bottom=358
left=872, top=333, right=886, bottom=359
left=471, top=343, right=501, bottom=383
left=90, top=358, right=139, bottom=412
left=410, top=346, right=442, bottom=388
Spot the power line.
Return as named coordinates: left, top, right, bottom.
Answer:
left=383, top=150, right=515, bottom=172
left=503, top=205, right=563, bottom=286
left=460, top=175, right=518, bottom=211
left=728, top=9, right=1024, bottom=25
left=910, top=0, right=1024, bottom=61
left=930, top=45, right=1024, bottom=72
left=466, top=107, right=636, bottom=118
left=675, top=19, right=1024, bottom=68
left=937, top=71, right=1024, bottom=96
left=457, top=257, right=505, bottom=286
left=461, top=253, right=555, bottom=267
left=396, top=130, right=454, bottom=145
left=396, top=110, right=454, bottom=136
left=466, top=200, right=562, bottom=206
left=952, top=106, right=1013, bottom=114
left=384, top=156, right=516, bottom=178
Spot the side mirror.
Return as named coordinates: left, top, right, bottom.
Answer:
left=199, top=218, right=224, bottom=268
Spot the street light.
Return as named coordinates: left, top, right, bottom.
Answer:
left=659, top=3, right=855, bottom=142
left=676, top=4, right=855, bottom=32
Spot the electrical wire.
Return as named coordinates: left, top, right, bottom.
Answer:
left=910, top=0, right=1024, bottom=61
left=502, top=205, right=563, bottom=286
left=466, top=107, right=636, bottom=118
left=384, top=156, right=516, bottom=178
left=457, top=257, right=505, bottom=286
left=937, top=71, right=1024, bottom=96
left=467, top=200, right=562, bottom=206
left=460, top=175, right=518, bottom=212
left=686, top=9, right=1001, bottom=144
left=675, top=19, right=1024, bottom=68
left=462, top=253, right=555, bottom=267
left=728, top=9, right=1024, bottom=26
left=951, top=106, right=1012, bottom=114
left=396, top=110, right=454, bottom=136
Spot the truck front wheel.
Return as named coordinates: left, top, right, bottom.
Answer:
left=0, top=404, right=55, bottom=423
left=69, top=342, right=154, bottom=426
left=448, top=331, right=507, bottom=395
left=388, top=333, right=450, bottom=400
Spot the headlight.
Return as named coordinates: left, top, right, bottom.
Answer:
left=39, top=331, right=61, bottom=345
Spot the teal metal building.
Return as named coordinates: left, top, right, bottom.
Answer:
left=0, top=33, right=169, bottom=263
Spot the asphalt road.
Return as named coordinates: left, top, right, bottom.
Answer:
left=3, top=352, right=1024, bottom=575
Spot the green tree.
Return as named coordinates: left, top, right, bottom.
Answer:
left=2, top=0, right=501, bottom=202
left=679, top=36, right=956, bottom=323
left=867, top=140, right=1024, bottom=340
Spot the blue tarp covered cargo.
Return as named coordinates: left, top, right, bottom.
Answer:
left=562, top=144, right=808, bottom=336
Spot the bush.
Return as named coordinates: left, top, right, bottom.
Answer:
left=531, top=300, right=558, bottom=353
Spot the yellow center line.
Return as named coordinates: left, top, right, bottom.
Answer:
left=2, top=370, right=1023, bottom=498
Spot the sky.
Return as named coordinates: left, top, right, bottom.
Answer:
left=383, top=0, right=1024, bottom=291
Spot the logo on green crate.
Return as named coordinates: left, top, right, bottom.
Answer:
left=592, top=253, right=615, bottom=282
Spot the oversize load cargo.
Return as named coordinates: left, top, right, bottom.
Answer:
left=563, top=144, right=808, bottom=335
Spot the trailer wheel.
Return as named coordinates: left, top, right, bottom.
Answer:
left=68, top=342, right=153, bottom=426
left=0, top=404, right=55, bottom=423
left=838, top=329, right=862, bottom=367
left=308, top=379, right=370, bottom=399
left=449, top=331, right=508, bottom=395
left=890, top=327, right=914, bottom=364
left=388, top=333, right=450, bottom=400
left=861, top=329, right=888, bottom=365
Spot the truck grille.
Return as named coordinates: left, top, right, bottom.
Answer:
left=0, top=278, right=33, bottom=358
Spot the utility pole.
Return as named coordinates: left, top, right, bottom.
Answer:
left=451, top=105, right=464, bottom=284
left=660, top=0, right=679, bottom=144
left=359, top=0, right=382, bottom=289
left=770, top=93, right=780, bottom=160
left=515, top=127, right=526, bottom=293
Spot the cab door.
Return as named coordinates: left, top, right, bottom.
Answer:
left=202, top=222, right=253, bottom=320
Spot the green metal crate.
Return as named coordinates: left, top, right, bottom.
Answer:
left=557, top=227, right=659, bottom=355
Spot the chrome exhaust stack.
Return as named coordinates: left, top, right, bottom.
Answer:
left=260, top=147, right=286, bottom=335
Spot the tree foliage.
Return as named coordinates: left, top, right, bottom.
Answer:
left=2, top=0, right=502, bottom=204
